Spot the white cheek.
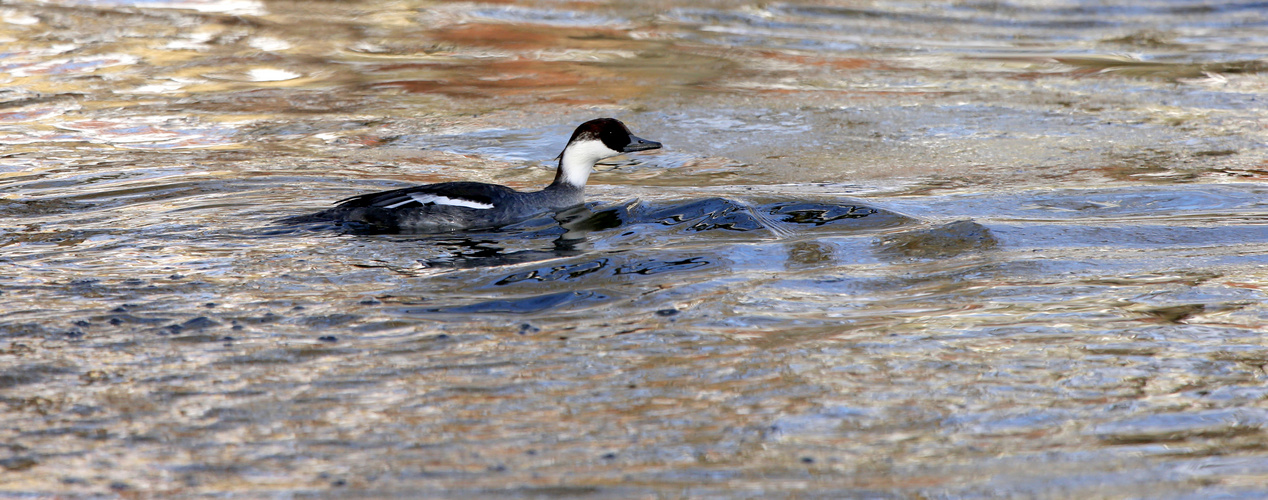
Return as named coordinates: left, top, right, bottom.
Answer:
left=561, top=139, right=621, bottom=186
left=568, top=139, right=622, bottom=162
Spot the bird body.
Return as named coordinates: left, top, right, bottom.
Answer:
left=287, top=118, right=661, bottom=233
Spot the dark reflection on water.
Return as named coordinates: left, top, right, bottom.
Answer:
left=495, top=259, right=611, bottom=285
left=402, top=290, right=613, bottom=315
left=277, top=197, right=911, bottom=272
left=298, top=197, right=919, bottom=322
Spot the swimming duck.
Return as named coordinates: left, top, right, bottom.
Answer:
left=289, top=118, right=661, bottom=232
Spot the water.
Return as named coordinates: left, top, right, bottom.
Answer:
left=4, top=0, right=1268, bottom=497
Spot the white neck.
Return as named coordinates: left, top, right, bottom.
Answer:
left=557, top=139, right=619, bottom=188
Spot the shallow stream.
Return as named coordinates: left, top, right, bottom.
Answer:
left=4, top=0, right=1268, bottom=497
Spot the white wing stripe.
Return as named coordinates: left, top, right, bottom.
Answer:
left=384, top=193, right=493, bottom=210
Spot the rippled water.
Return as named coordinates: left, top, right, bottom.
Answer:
left=4, top=0, right=1268, bottom=497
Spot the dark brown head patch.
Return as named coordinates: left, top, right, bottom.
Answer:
left=567, top=117, right=633, bottom=152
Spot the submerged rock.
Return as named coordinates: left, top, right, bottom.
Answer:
left=875, top=220, right=998, bottom=259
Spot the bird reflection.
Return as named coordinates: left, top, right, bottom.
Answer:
left=418, top=202, right=628, bottom=269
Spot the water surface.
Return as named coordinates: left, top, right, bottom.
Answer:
left=4, top=0, right=1268, bottom=497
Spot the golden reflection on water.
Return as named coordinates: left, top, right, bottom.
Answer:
left=4, top=0, right=1268, bottom=497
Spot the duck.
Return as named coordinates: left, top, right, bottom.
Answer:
left=286, top=118, right=662, bottom=233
